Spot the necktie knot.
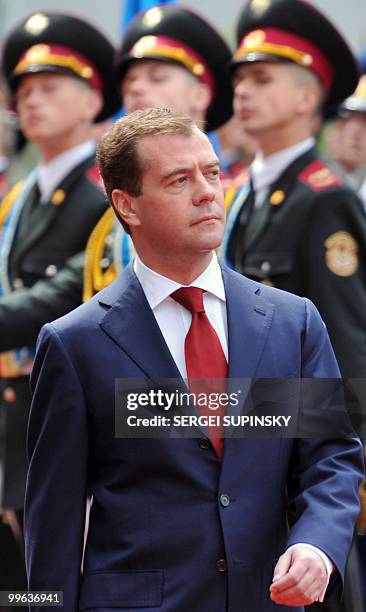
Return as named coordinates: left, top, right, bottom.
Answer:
left=171, top=287, right=205, bottom=314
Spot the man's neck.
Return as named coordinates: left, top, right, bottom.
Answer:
left=136, top=251, right=215, bottom=286
left=256, top=123, right=314, bottom=158
left=38, top=129, right=93, bottom=162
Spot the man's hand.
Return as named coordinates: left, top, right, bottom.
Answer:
left=270, top=546, right=327, bottom=606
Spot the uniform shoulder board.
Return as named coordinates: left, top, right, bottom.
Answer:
left=86, top=165, right=104, bottom=191
left=225, top=169, right=250, bottom=210
left=299, top=160, right=343, bottom=192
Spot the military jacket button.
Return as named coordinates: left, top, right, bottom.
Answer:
left=45, top=264, right=57, bottom=277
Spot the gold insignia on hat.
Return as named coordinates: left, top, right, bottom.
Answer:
left=270, top=190, right=285, bottom=206
left=133, top=36, right=158, bottom=57
left=355, top=75, right=366, bottom=100
left=193, top=63, right=204, bottom=76
left=52, top=189, right=66, bottom=205
left=142, top=7, right=163, bottom=28
left=324, top=231, right=358, bottom=277
left=244, top=29, right=266, bottom=48
left=25, top=13, right=49, bottom=36
left=81, top=66, right=93, bottom=78
left=250, top=0, right=271, bottom=15
left=303, top=54, right=313, bottom=66
left=24, top=44, right=51, bottom=63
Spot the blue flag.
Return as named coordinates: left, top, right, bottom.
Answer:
left=121, top=0, right=176, bottom=33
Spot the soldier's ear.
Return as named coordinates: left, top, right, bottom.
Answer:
left=111, top=189, right=142, bottom=229
left=189, top=82, right=212, bottom=118
left=86, top=89, right=103, bottom=122
left=297, top=83, right=320, bottom=115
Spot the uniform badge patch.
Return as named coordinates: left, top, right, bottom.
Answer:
left=324, top=231, right=358, bottom=277
left=299, top=161, right=343, bottom=191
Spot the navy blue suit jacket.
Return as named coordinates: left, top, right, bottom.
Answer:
left=25, top=262, right=364, bottom=611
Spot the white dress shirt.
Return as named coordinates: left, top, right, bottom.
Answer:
left=134, top=252, right=228, bottom=379
left=251, top=138, right=315, bottom=208
left=37, top=139, right=96, bottom=203
left=134, top=251, right=332, bottom=597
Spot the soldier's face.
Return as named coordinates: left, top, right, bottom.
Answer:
left=232, top=62, right=309, bottom=136
left=15, top=72, right=99, bottom=146
left=121, top=60, right=203, bottom=116
left=332, top=113, right=366, bottom=171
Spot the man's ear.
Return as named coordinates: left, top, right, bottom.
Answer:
left=111, top=189, right=141, bottom=229
left=189, top=82, right=212, bottom=117
left=297, top=83, right=320, bottom=115
left=85, top=89, right=103, bottom=122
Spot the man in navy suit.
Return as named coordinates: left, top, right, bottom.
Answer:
left=25, top=108, right=364, bottom=611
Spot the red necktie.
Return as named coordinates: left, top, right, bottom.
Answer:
left=171, top=287, right=228, bottom=459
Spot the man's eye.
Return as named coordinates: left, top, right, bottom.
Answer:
left=174, top=176, right=188, bottom=185
left=206, top=170, right=220, bottom=180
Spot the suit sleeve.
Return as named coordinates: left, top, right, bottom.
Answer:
left=301, top=189, right=366, bottom=378
left=286, top=298, right=365, bottom=593
left=25, top=323, right=88, bottom=612
left=0, top=252, right=85, bottom=351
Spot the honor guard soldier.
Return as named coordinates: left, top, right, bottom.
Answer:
left=222, top=0, right=366, bottom=382
left=222, top=3, right=366, bottom=608
left=83, top=5, right=233, bottom=301
left=0, top=12, right=120, bottom=592
left=327, top=75, right=366, bottom=208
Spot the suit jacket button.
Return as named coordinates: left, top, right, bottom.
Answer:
left=198, top=438, right=210, bottom=450
left=216, top=559, right=227, bottom=573
left=220, top=494, right=231, bottom=507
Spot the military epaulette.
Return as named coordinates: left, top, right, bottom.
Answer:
left=0, top=180, right=24, bottom=230
left=225, top=169, right=250, bottom=210
left=299, top=161, right=343, bottom=192
left=86, top=165, right=104, bottom=191
left=83, top=207, right=116, bottom=302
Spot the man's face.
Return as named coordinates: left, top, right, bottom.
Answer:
left=233, top=62, right=306, bottom=135
left=15, top=72, right=97, bottom=144
left=121, top=127, right=225, bottom=262
left=121, top=60, right=202, bottom=115
left=332, top=113, right=366, bottom=171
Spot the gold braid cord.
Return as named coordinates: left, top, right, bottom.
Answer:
left=83, top=207, right=117, bottom=302
left=0, top=181, right=24, bottom=230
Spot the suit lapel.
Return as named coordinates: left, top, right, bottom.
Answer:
left=220, top=264, right=275, bottom=418
left=99, top=266, right=181, bottom=379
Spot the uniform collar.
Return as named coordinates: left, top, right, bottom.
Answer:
left=251, top=137, right=315, bottom=193
left=37, top=139, right=96, bottom=202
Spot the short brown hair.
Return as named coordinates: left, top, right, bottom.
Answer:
left=97, top=107, right=196, bottom=207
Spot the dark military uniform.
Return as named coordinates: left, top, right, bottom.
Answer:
left=224, top=149, right=366, bottom=380
left=0, top=11, right=120, bottom=591
left=226, top=1, right=365, bottom=609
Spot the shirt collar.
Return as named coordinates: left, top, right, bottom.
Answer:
left=37, top=139, right=96, bottom=202
left=134, top=252, right=226, bottom=310
left=251, top=137, right=315, bottom=193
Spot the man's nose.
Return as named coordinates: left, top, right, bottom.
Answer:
left=126, top=77, right=146, bottom=93
left=234, top=78, right=249, bottom=98
left=192, top=176, right=216, bottom=206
